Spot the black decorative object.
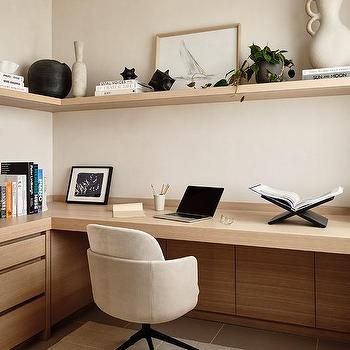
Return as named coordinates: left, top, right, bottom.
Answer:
left=120, top=67, right=137, bottom=80
left=28, top=59, right=72, bottom=98
left=148, top=69, right=175, bottom=91
left=66, top=166, right=113, bottom=205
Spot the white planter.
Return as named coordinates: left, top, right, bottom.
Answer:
left=72, top=41, right=87, bottom=97
left=306, top=0, right=350, bottom=68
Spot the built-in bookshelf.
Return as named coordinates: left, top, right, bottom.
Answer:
left=1, top=77, right=350, bottom=113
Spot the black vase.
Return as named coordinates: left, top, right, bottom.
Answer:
left=28, top=59, right=72, bottom=98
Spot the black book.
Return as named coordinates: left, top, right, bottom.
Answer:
left=1, top=162, right=34, bottom=214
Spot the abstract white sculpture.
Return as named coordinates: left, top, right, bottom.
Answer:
left=72, top=41, right=87, bottom=97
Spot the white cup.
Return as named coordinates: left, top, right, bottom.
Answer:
left=154, top=194, right=165, bottom=211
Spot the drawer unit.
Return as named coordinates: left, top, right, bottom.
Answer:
left=0, top=296, right=46, bottom=350
left=0, top=259, right=45, bottom=313
left=0, top=234, right=45, bottom=271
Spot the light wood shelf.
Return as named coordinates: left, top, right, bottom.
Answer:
left=1, top=77, right=350, bottom=113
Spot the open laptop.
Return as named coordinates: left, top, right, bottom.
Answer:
left=154, top=186, right=224, bottom=223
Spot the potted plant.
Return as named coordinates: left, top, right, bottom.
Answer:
left=245, top=44, right=295, bottom=83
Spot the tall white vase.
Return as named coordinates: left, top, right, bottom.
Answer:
left=306, top=0, right=350, bottom=68
left=72, top=41, right=87, bottom=97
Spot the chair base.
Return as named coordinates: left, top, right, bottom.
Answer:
left=116, top=324, right=199, bottom=350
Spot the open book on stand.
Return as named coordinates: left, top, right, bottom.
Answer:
left=249, top=184, right=344, bottom=228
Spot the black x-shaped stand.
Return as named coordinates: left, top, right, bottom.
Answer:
left=261, top=195, right=334, bottom=228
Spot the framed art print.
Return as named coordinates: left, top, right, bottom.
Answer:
left=66, top=166, right=113, bottom=204
left=156, top=24, right=240, bottom=89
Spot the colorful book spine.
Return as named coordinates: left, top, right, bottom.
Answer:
left=0, top=186, right=6, bottom=218
left=5, top=182, right=12, bottom=218
left=38, top=168, right=43, bottom=212
left=33, top=164, right=39, bottom=213
left=12, top=181, right=17, bottom=217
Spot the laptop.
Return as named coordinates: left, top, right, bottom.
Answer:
left=154, top=186, right=224, bottom=223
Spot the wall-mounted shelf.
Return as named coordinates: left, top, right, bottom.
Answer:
left=1, top=77, right=350, bottom=113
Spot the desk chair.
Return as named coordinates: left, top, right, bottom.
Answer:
left=87, top=224, right=199, bottom=350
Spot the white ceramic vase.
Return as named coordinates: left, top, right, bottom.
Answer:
left=306, top=0, right=350, bottom=68
left=72, top=41, right=87, bottom=97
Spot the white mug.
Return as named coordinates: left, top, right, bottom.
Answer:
left=153, top=194, right=165, bottom=211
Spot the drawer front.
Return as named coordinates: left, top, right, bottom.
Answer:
left=0, top=296, right=46, bottom=350
left=0, top=260, right=45, bottom=313
left=0, top=235, right=45, bottom=271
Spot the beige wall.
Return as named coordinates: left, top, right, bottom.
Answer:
left=0, top=0, right=53, bottom=193
left=52, top=0, right=350, bottom=204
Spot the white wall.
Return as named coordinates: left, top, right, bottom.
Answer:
left=0, top=0, right=53, bottom=193
left=52, top=0, right=350, bottom=205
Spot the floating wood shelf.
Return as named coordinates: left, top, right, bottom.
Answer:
left=1, top=77, right=350, bottom=113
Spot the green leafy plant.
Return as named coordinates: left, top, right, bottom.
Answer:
left=245, top=44, right=295, bottom=82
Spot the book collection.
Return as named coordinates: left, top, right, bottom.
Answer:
left=0, top=72, right=28, bottom=93
left=302, top=66, right=350, bottom=80
left=0, top=162, right=47, bottom=219
left=94, top=79, right=153, bottom=96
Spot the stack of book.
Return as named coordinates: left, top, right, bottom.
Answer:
left=95, top=80, right=153, bottom=96
left=0, top=162, right=47, bottom=219
left=0, top=72, right=28, bottom=92
left=302, top=66, right=350, bottom=80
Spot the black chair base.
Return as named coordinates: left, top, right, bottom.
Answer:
left=116, top=324, right=199, bottom=350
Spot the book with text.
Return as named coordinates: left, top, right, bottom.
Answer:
left=249, top=184, right=343, bottom=211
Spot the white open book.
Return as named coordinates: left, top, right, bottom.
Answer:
left=250, top=184, right=343, bottom=211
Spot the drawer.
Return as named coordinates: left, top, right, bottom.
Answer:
left=0, top=296, right=46, bottom=350
left=0, top=260, right=45, bottom=313
left=0, top=235, right=45, bottom=271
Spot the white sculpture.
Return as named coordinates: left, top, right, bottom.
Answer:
left=72, top=41, right=87, bottom=97
left=306, top=0, right=350, bottom=68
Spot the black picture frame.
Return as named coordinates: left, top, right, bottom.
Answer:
left=65, top=166, right=113, bottom=205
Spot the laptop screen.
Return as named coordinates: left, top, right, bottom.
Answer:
left=177, top=186, right=224, bottom=217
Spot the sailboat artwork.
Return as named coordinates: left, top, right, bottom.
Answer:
left=156, top=25, right=239, bottom=89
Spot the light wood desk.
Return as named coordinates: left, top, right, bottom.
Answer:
left=1, top=201, right=350, bottom=349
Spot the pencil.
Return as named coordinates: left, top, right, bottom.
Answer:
left=151, top=184, right=156, bottom=195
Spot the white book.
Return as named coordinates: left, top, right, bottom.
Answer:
left=0, top=78, right=24, bottom=87
left=302, top=66, right=350, bottom=75
left=0, top=84, right=28, bottom=92
left=0, top=175, right=26, bottom=216
left=302, top=71, right=350, bottom=80
left=250, top=184, right=343, bottom=211
left=95, top=88, right=150, bottom=96
left=97, top=80, right=153, bottom=89
left=0, top=72, right=24, bottom=82
left=112, top=203, right=145, bottom=218
left=12, top=182, right=17, bottom=217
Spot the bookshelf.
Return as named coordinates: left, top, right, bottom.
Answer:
left=1, top=77, right=350, bottom=113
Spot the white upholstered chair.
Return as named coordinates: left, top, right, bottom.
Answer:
left=87, top=224, right=199, bottom=350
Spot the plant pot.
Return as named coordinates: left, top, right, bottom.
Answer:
left=28, top=59, right=72, bottom=98
left=255, top=62, right=283, bottom=83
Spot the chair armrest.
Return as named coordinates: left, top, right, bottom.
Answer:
left=149, top=256, right=199, bottom=323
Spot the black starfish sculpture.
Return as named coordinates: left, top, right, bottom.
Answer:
left=120, top=67, right=137, bottom=80
left=148, top=69, right=175, bottom=91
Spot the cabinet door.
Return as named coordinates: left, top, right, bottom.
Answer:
left=316, top=253, right=350, bottom=332
left=167, top=240, right=235, bottom=314
left=236, top=246, right=315, bottom=327
left=51, top=230, right=93, bottom=324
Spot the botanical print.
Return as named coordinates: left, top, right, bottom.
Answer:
left=75, top=172, right=104, bottom=197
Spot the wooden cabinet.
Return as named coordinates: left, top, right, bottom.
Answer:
left=167, top=240, right=235, bottom=315
left=316, top=253, right=350, bottom=333
left=236, top=246, right=315, bottom=327
left=51, top=230, right=93, bottom=324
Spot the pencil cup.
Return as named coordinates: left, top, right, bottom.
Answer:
left=154, top=194, right=165, bottom=211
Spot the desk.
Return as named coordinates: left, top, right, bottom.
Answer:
left=1, top=201, right=350, bottom=348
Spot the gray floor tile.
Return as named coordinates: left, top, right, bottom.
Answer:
left=213, top=324, right=317, bottom=350
left=318, top=339, right=350, bottom=350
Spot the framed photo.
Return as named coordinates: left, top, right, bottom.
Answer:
left=156, top=24, right=240, bottom=90
left=66, top=166, right=113, bottom=204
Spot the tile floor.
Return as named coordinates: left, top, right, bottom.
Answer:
left=20, top=305, right=350, bottom=350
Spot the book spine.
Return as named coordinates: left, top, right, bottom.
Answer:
left=0, top=72, right=24, bottom=82
left=302, top=66, right=350, bottom=75
left=302, top=71, right=350, bottom=80
left=0, top=84, right=28, bottom=92
left=5, top=181, right=12, bottom=218
left=33, top=164, right=38, bottom=213
left=38, top=169, right=43, bottom=212
left=0, top=186, right=6, bottom=218
left=0, top=78, right=24, bottom=87
left=96, top=81, right=152, bottom=91
left=42, top=171, right=48, bottom=212
left=12, top=182, right=16, bottom=217
left=28, top=163, right=34, bottom=214
left=22, top=175, right=27, bottom=216
left=95, top=88, right=149, bottom=96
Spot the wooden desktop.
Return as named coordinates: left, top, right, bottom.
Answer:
left=1, top=200, right=350, bottom=349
